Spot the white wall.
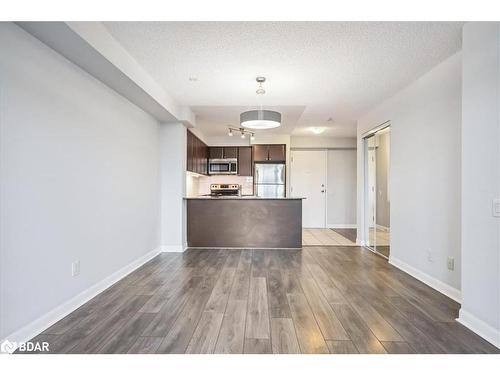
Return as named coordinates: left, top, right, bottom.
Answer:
left=459, top=22, right=500, bottom=347
left=357, top=52, right=462, bottom=296
left=291, top=136, right=356, bottom=149
left=0, top=24, right=161, bottom=339
left=205, top=135, right=250, bottom=146
left=189, top=127, right=210, bottom=144
left=159, top=123, right=187, bottom=251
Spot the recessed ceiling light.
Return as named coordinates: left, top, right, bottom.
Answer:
left=310, top=127, right=326, bottom=135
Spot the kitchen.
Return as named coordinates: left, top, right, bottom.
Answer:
left=184, top=129, right=304, bottom=249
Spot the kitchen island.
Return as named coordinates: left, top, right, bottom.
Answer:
left=184, top=197, right=304, bottom=249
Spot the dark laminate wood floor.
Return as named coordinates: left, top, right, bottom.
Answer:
left=26, top=247, right=499, bottom=354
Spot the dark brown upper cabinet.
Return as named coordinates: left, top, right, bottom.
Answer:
left=209, top=147, right=238, bottom=159
left=209, top=147, right=223, bottom=159
left=186, top=129, right=208, bottom=175
left=223, top=147, right=238, bottom=159
left=187, top=130, right=194, bottom=172
left=238, top=147, right=253, bottom=176
left=252, top=145, right=269, bottom=162
left=252, top=144, right=286, bottom=162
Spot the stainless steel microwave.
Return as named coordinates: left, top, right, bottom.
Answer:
left=208, top=158, right=238, bottom=175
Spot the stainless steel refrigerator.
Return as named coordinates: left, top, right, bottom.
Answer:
left=254, top=163, right=285, bottom=198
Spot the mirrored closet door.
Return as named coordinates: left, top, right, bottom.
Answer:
left=363, top=125, right=391, bottom=258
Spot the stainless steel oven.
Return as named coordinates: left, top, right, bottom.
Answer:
left=209, top=184, right=241, bottom=196
left=208, top=158, right=238, bottom=175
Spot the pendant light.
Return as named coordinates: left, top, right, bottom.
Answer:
left=240, top=77, right=281, bottom=130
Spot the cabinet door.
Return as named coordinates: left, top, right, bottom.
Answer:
left=202, top=144, right=208, bottom=174
left=187, top=130, right=194, bottom=172
left=253, top=145, right=269, bottom=162
left=238, top=147, right=253, bottom=176
left=198, top=138, right=204, bottom=174
left=223, top=147, right=238, bottom=159
left=268, top=144, right=286, bottom=162
left=197, top=141, right=202, bottom=175
left=195, top=137, right=201, bottom=174
left=209, top=147, right=224, bottom=159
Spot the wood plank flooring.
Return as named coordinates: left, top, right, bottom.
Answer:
left=24, top=247, right=499, bottom=354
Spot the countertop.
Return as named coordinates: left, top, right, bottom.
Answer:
left=184, top=196, right=305, bottom=200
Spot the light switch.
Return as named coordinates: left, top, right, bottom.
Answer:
left=72, top=261, right=80, bottom=277
left=493, top=199, right=500, bottom=217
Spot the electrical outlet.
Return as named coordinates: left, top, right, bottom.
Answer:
left=72, top=261, right=80, bottom=277
left=447, top=257, right=455, bottom=271
left=427, top=250, right=434, bottom=263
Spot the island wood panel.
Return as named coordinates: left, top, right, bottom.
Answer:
left=186, top=198, right=302, bottom=248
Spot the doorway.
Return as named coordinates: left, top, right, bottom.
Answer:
left=290, top=148, right=357, bottom=235
left=363, top=125, right=391, bottom=258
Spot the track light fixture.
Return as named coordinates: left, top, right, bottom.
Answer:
left=227, top=126, right=254, bottom=140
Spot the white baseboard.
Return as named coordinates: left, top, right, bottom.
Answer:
left=457, top=309, right=500, bottom=349
left=1, top=247, right=162, bottom=344
left=187, top=247, right=302, bottom=250
left=389, top=256, right=462, bottom=303
left=327, top=224, right=357, bottom=229
left=160, top=245, right=185, bottom=252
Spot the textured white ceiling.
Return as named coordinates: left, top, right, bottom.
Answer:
left=104, top=22, right=463, bottom=137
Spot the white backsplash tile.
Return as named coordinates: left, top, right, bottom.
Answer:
left=185, top=172, right=200, bottom=197
left=196, top=175, right=254, bottom=196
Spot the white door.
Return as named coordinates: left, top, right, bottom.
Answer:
left=290, top=150, right=327, bottom=228
left=326, top=149, right=357, bottom=227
